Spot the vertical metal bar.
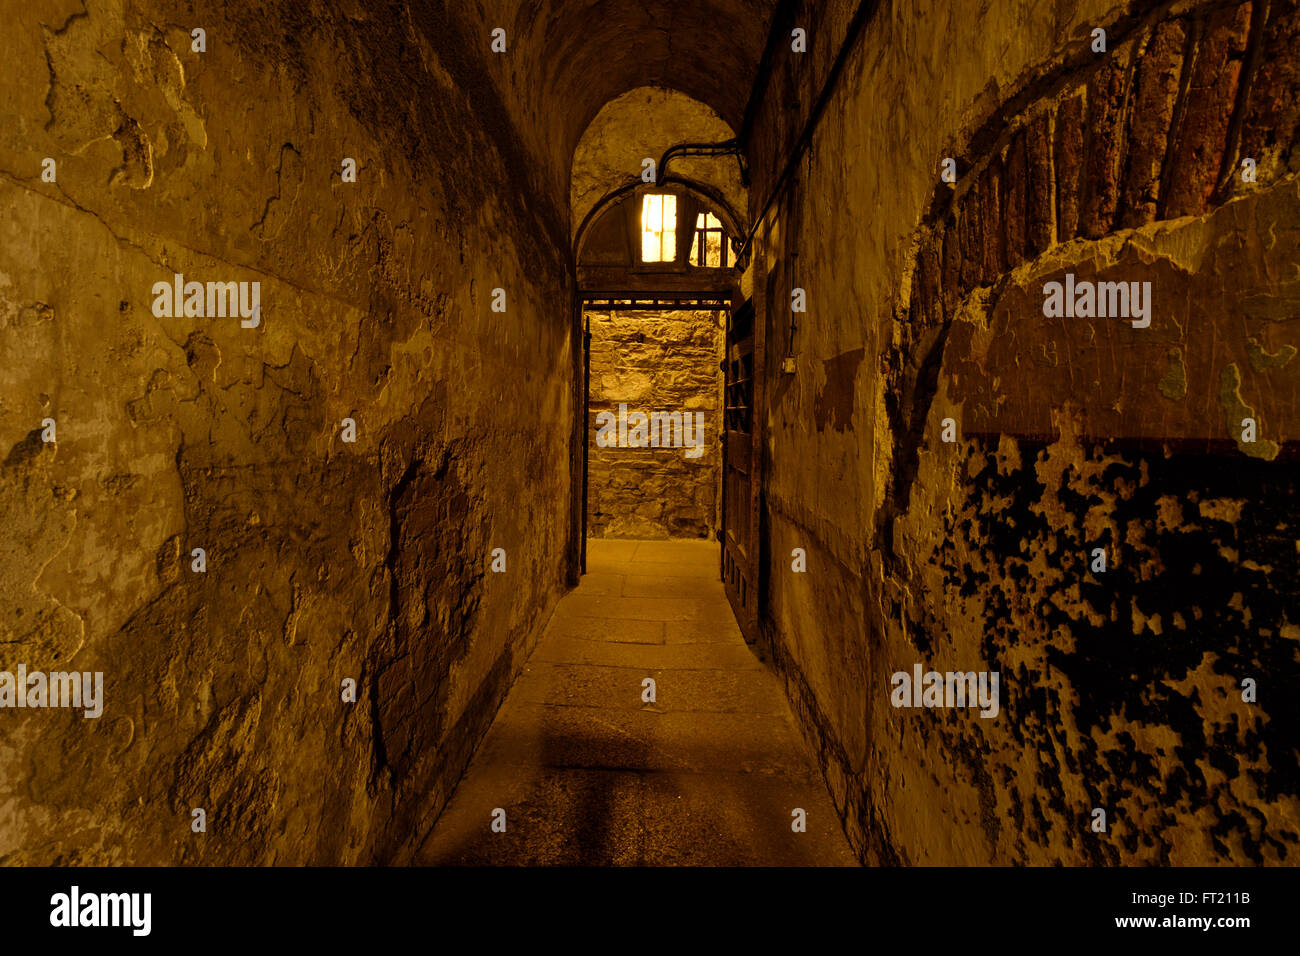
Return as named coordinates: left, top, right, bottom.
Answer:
left=580, top=306, right=592, bottom=575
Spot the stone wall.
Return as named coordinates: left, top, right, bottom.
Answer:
left=0, top=0, right=573, bottom=864
left=586, top=308, right=724, bottom=539
left=746, top=0, right=1300, bottom=864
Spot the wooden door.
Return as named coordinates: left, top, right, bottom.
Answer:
left=721, top=298, right=760, bottom=642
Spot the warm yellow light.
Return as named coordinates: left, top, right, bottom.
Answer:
left=640, top=193, right=677, bottom=262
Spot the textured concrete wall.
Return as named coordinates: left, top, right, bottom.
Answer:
left=0, top=0, right=573, bottom=864
left=586, top=308, right=724, bottom=539
left=748, top=0, right=1300, bottom=864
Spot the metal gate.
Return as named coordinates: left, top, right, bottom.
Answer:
left=721, top=297, right=760, bottom=642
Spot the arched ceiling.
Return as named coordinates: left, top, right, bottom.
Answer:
left=494, top=0, right=781, bottom=171
left=405, top=0, right=779, bottom=241
left=531, top=0, right=776, bottom=145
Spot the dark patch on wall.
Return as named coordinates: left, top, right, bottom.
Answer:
left=813, top=347, right=864, bottom=433
left=922, top=439, right=1300, bottom=863
left=3, top=428, right=48, bottom=467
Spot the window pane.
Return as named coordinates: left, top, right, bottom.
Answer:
left=641, top=228, right=659, bottom=262
left=641, top=194, right=659, bottom=261
left=706, top=230, right=721, bottom=268
left=640, top=193, right=676, bottom=262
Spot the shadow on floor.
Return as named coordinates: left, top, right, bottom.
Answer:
left=415, top=538, right=859, bottom=866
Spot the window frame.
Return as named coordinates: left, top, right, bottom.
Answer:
left=638, top=192, right=678, bottom=265
left=689, top=210, right=729, bottom=269
left=621, top=186, right=734, bottom=274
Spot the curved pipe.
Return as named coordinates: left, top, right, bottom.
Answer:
left=656, top=139, right=749, bottom=187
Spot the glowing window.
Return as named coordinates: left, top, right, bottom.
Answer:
left=688, top=211, right=728, bottom=268
left=640, top=193, right=677, bottom=263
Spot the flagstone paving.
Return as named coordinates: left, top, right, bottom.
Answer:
left=417, top=539, right=859, bottom=866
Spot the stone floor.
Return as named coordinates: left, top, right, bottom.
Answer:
left=416, top=538, right=859, bottom=866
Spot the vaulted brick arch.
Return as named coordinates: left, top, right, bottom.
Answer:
left=888, top=0, right=1299, bottom=518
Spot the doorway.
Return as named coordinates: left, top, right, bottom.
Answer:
left=572, top=184, right=759, bottom=636
left=579, top=294, right=731, bottom=571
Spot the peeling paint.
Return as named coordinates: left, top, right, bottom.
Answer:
left=1220, top=363, right=1280, bottom=460
left=1158, top=347, right=1188, bottom=401
left=1247, top=337, right=1297, bottom=371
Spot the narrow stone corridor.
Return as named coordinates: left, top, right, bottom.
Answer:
left=3, top=0, right=1297, bottom=875
left=417, top=539, right=856, bottom=866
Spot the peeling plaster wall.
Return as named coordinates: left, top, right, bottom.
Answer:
left=0, top=0, right=573, bottom=864
left=748, top=0, right=1300, bottom=864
